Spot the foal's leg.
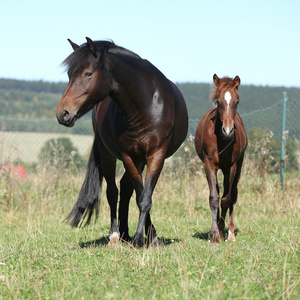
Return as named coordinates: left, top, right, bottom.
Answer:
left=119, top=171, right=134, bottom=242
left=220, top=164, right=236, bottom=241
left=227, top=156, right=244, bottom=242
left=204, top=158, right=220, bottom=244
left=219, top=169, right=230, bottom=240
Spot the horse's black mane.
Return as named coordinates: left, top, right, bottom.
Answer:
left=62, top=40, right=141, bottom=77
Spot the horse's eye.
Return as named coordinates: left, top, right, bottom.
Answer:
left=84, top=72, right=93, bottom=78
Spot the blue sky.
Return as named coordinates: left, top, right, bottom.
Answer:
left=1, top=0, right=299, bottom=87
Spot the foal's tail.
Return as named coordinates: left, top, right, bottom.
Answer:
left=65, top=136, right=103, bottom=227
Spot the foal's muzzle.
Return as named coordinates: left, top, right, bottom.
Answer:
left=222, top=125, right=234, bottom=137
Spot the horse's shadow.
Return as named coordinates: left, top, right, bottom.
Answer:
left=79, top=236, right=109, bottom=248
left=79, top=236, right=180, bottom=249
left=193, top=228, right=239, bottom=241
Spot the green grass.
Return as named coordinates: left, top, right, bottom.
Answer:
left=0, top=157, right=299, bottom=299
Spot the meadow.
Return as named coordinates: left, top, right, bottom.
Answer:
left=0, top=146, right=299, bottom=299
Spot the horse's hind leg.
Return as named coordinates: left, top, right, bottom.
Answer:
left=119, top=171, right=134, bottom=242
left=99, top=141, right=119, bottom=245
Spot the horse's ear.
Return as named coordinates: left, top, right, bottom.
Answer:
left=233, top=76, right=241, bottom=88
left=67, top=39, right=79, bottom=51
left=213, top=74, right=220, bottom=87
left=86, top=37, right=98, bottom=58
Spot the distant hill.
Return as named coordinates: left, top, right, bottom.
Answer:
left=0, top=78, right=299, bottom=134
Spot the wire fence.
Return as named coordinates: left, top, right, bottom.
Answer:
left=0, top=95, right=299, bottom=174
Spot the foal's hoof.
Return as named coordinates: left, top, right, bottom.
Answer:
left=108, top=232, right=120, bottom=247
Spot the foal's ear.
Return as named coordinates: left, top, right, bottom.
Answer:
left=67, top=39, right=79, bottom=51
left=233, top=76, right=241, bottom=88
left=213, top=74, right=220, bottom=87
left=86, top=37, right=98, bottom=58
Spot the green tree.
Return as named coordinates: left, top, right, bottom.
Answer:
left=38, top=137, right=84, bottom=169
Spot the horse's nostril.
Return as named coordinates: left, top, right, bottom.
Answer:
left=63, top=109, right=70, bottom=122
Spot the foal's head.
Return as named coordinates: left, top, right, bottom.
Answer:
left=211, top=74, right=241, bottom=138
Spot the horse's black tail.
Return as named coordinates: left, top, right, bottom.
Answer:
left=65, top=136, right=103, bottom=228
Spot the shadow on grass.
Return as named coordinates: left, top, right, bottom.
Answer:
left=79, top=236, right=180, bottom=249
left=79, top=236, right=110, bottom=248
left=193, top=228, right=239, bottom=241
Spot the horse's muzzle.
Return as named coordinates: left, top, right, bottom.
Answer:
left=56, top=109, right=77, bottom=127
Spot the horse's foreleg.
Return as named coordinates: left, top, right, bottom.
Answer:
left=219, top=169, right=230, bottom=240
left=227, top=156, right=244, bottom=242
left=221, top=163, right=238, bottom=242
left=145, top=211, right=160, bottom=246
left=204, top=159, right=220, bottom=245
left=132, top=152, right=165, bottom=247
left=121, top=154, right=144, bottom=247
left=119, top=171, right=134, bottom=242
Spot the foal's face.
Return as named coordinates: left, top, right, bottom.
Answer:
left=213, top=74, right=240, bottom=138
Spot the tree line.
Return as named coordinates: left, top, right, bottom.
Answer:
left=1, top=77, right=300, bottom=126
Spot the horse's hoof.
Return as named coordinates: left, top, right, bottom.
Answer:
left=219, top=231, right=224, bottom=241
left=120, top=233, right=131, bottom=244
left=132, top=235, right=144, bottom=248
left=226, top=230, right=236, bottom=242
left=210, top=240, right=220, bottom=246
left=210, top=231, right=220, bottom=245
left=149, top=236, right=162, bottom=247
left=108, top=232, right=120, bottom=247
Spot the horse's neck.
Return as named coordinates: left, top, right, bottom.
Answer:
left=107, top=55, right=153, bottom=117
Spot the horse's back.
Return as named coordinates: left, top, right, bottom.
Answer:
left=166, top=81, right=188, bottom=157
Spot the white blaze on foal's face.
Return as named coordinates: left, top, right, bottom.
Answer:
left=224, top=91, right=232, bottom=108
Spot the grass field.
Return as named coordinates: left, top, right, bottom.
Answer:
left=0, top=131, right=93, bottom=163
left=0, top=152, right=299, bottom=299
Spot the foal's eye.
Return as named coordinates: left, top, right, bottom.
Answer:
left=84, top=72, right=93, bottom=78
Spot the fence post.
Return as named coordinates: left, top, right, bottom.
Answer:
left=280, top=92, right=287, bottom=190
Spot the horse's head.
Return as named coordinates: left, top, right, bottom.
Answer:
left=212, top=74, right=240, bottom=138
left=56, top=38, right=111, bottom=127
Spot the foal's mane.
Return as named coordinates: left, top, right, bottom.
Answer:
left=210, top=77, right=237, bottom=105
left=62, top=40, right=141, bottom=77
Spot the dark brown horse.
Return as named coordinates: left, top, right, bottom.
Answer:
left=56, top=38, right=188, bottom=247
left=194, top=74, right=247, bottom=245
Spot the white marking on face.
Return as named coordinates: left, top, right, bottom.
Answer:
left=224, top=91, right=232, bottom=108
